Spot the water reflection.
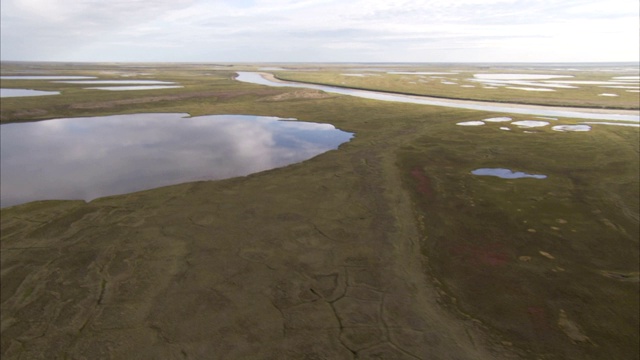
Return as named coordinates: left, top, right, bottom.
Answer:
left=471, top=168, right=547, bottom=179
left=0, top=113, right=353, bottom=207
left=1, top=88, right=60, bottom=97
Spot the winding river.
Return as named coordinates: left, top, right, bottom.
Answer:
left=235, top=72, right=640, bottom=123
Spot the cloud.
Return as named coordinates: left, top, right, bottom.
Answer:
left=1, top=0, right=638, bottom=62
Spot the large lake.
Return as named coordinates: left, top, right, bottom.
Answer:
left=0, top=113, right=353, bottom=207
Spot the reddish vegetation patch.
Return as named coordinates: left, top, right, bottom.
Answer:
left=524, top=306, right=558, bottom=344
left=527, top=306, right=553, bottom=336
left=449, top=242, right=511, bottom=267
left=410, top=167, right=434, bottom=198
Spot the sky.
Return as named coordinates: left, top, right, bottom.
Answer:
left=1, top=0, right=639, bottom=63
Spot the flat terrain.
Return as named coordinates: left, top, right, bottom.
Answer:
left=1, top=62, right=639, bottom=359
left=272, top=63, right=640, bottom=110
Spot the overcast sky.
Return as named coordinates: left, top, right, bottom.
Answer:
left=1, top=0, right=638, bottom=63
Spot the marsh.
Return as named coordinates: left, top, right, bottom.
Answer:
left=1, top=62, right=637, bottom=360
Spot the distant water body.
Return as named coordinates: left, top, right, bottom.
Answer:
left=0, top=88, right=60, bottom=97
left=235, top=72, right=639, bottom=122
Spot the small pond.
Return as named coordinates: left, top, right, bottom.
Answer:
left=471, top=168, right=547, bottom=179
left=511, top=120, right=550, bottom=128
left=0, top=113, right=353, bottom=207
left=0, top=88, right=60, bottom=97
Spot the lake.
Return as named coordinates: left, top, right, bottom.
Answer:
left=0, top=113, right=353, bottom=207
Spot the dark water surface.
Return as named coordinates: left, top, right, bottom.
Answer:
left=1, top=113, right=353, bottom=207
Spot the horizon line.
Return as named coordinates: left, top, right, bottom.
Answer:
left=1, top=60, right=639, bottom=65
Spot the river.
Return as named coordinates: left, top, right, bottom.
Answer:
left=235, top=72, right=640, bottom=123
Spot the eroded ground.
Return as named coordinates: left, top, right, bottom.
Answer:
left=1, top=63, right=638, bottom=359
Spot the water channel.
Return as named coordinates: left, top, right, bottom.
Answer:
left=235, top=72, right=640, bottom=123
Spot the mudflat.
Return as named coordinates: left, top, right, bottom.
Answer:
left=1, top=63, right=638, bottom=359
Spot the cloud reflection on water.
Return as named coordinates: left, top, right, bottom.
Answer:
left=0, top=113, right=352, bottom=207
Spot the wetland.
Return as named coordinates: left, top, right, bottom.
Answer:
left=1, top=62, right=638, bottom=360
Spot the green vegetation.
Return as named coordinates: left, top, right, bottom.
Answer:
left=0, top=63, right=268, bottom=123
left=1, top=62, right=638, bottom=360
left=399, top=120, right=639, bottom=359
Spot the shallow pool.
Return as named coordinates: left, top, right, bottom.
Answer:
left=0, top=114, right=353, bottom=207
left=0, top=88, right=60, bottom=97
left=471, top=168, right=547, bottom=179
